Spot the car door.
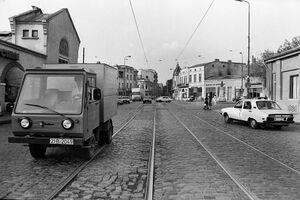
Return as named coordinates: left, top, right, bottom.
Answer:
left=231, top=101, right=243, bottom=120
left=240, top=101, right=252, bottom=121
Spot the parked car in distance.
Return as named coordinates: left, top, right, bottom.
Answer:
left=118, top=96, right=131, bottom=104
left=121, top=96, right=131, bottom=104
left=220, top=99, right=294, bottom=129
left=117, top=96, right=124, bottom=105
left=156, top=96, right=172, bottom=103
left=143, top=96, right=152, bottom=104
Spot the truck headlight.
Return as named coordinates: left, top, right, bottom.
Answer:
left=62, top=119, right=74, bottom=130
left=20, top=118, right=31, bottom=129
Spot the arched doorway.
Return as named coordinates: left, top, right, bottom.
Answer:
left=1, top=62, right=24, bottom=103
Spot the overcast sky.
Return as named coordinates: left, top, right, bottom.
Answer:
left=1, top=0, right=300, bottom=83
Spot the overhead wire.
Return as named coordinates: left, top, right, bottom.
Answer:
left=175, top=0, right=216, bottom=61
left=129, top=0, right=149, bottom=66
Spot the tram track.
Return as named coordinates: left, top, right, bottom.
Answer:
left=45, top=104, right=144, bottom=200
left=174, top=102, right=300, bottom=175
left=164, top=103, right=300, bottom=200
left=165, top=105, right=256, bottom=200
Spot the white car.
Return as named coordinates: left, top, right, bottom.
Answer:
left=156, top=96, right=172, bottom=103
left=220, top=99, right=294, bottom=129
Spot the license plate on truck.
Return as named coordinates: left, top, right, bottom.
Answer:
left=49, top=138, right=74, bottom=145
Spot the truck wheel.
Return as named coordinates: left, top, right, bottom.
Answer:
left=29, top=144, right=47, bottom=158
left=83, top=135, right=96, bottom=160
left=249, top=119, right=259, bottom=129
left=104, top=120, right=113, bottom=144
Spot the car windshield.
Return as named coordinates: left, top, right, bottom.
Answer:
left=256, top=101, right=281, bottom=110
left=15, top=74, right=84, bottom=114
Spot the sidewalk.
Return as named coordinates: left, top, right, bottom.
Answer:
left=0, top=112, right=11, bottom=124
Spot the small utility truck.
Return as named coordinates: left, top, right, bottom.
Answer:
left=8, top=63, right=117, bottom=159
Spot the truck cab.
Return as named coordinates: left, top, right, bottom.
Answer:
left=9, top=65, right=117, bottom=159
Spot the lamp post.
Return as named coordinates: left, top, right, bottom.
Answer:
left=240, top=52, right=244, bottom=96
left=124, top=55, right=131, bottom=65
left=235, top=0, right=250, bottom=98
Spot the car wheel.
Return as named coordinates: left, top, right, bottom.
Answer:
left=224, top=114, right=232, bottom=124
left=29, top=144, right=47, bottom=158
left=274, top=125, right=283, bottom=129
left=249, top=119, right=259, bottom=129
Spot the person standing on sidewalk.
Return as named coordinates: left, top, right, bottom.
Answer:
left=208, top=95, right=212, bottom=109
left=212, top=95, right=217, bottom=106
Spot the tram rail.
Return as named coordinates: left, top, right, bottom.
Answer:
left=173, top=103, right=300, bottom=175
left=45, top=104, right=144, bottom=200
left=165, top=105, right=257, bottom=200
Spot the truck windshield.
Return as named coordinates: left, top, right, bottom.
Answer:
left=15, top=74, right=84, bottom=114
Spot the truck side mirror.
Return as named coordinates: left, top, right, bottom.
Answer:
left=93, top=88, right=101, bottom=100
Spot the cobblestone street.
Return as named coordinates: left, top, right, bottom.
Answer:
left=0, top=101, right=299, bottom=199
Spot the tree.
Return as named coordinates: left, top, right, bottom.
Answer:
left=277, top=36, right=300, bottom=53
left=261, top=49, right=275, bottom=60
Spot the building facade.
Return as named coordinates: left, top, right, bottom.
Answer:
left=265, top=47, right=300, bottom=122
left=0, top=6, right=80, bottom=112
left=172, top=59, right=265, bottom=101
left=117, top=65, right=138, bottom=96
left=137, top=69, right=159, bottom=97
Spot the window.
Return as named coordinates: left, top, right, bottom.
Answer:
left=189, top=75, right=192, bottom=82
left=290, top=75, right=298, bottom=99
left=194, top=74, right=196, bottom=82
left=130, top=75, right=132, bottom=80
left=23, top=30, right=29, bottom=37
left=118, top=71, right=124, bottom=78
left=119, top=83, right=120, bottom=89
left=243, top=101, right=251, bottom=109
left=199, top=74, right=202, bottom=82
left=127, top=74, right=129, bottom=80
left=234, top=101, right=243, bottom=109
left=130, top=83, right=132, bottom=88
left=32, top=30, right=38, bottom=37
left=59, top=38, right=69, bottom=57
left=127, top=83, right=128, bottom=88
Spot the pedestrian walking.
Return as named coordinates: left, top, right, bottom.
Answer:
left=204, top=96, right=209, bottom=110
left=212, top=95, right=217, bottom=106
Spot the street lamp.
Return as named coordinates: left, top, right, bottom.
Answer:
left=235, top=0, right=250, bottom=98
left=124, top=55, right=131, bottom=65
